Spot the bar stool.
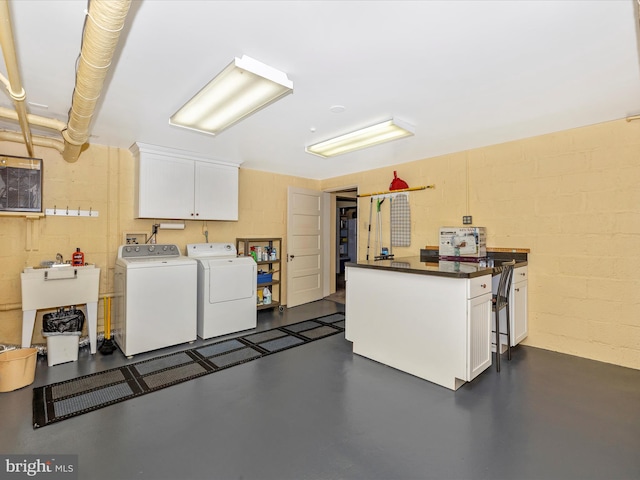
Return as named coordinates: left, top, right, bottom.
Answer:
left=493, top=260, right=516, bottom=372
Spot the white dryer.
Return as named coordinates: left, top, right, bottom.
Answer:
left=114, top=244, right=197, bottom=356
left=186, top=243, right=257, bottom=339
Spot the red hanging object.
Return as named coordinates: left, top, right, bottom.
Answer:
left=389, top=171, right=409, bottom=191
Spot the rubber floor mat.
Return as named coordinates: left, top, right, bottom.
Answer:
left=33, top=313, right=345, bottom=428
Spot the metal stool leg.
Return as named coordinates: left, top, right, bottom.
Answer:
left=495, top=308, right=500, bottom=372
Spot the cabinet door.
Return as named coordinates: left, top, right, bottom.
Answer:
left=137, top=153, right=194, bottom=219
left=512, top=280, right=528, bottom=344
left=491, top=266, right=528, bottom=347
left=194, top=161, right=238, bottom=220
left=467, top=292, right=492, bottom=380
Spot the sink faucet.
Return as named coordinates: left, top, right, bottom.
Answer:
left=56, top=253, right=63, bottom=264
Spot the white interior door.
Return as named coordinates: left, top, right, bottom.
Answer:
left=287, top=186, right=323, bottom=308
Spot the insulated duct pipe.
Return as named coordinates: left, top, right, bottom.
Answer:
left=62, top=0, right=131, bottom=163
left=0, top=0, right=34, bottom=157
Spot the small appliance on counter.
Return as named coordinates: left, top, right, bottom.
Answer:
left=439, top=227, right=487, bottom=262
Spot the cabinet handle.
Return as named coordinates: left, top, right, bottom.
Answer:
left=480, top=283, right=487, bottom=288
left=515, top=288, right=520, bottom=292
left=196, top=213, right=199, bottom=216
left=190, top=213, right=194, bottom=216
left=519, top=273, right=526, bottom=276
left=44, top=269, right=78, bottom=281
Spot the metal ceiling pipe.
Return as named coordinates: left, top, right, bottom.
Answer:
left=0, top=106, right=66, bottom=132
left=0, top=0, right=34, bottom=157
left=0, top=130, right=64, bottom=154
left=62, top=0, right=131, bottom=163
left=0, top=105, right=67, bottom=155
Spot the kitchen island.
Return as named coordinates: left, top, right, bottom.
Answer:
left=345, top=257, right=496, bottom=390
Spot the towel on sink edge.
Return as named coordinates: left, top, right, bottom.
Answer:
left=391, top=193, right=410, bottom=247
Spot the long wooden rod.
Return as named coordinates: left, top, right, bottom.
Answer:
left=357, top=185, right=434, bottom=198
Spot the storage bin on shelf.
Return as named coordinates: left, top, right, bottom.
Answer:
left=0, top=347, right=37, bottom=392
left=257, top=272, right=273, bottom=284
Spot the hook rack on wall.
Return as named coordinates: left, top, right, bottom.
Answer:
left=45, top=206, right=99, bottom=217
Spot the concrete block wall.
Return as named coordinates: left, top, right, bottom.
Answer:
left=1, top=118, right=638, bottom=369
left=322, top=119, right=640, bottom=369
left=0, top=143, right=317, bottom=346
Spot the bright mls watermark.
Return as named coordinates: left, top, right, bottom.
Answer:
left=2, top=455, right=77, bottom=479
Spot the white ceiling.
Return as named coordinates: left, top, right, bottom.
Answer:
left=1, top=0, right=639, bottom=180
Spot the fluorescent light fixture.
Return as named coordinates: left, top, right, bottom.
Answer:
left=306, top=118, right=414, bottom=158
left=170, top=55, right=293, bottom=135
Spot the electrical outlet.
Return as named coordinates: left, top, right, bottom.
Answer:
left=124, top=233, right=147, bottom=245
left=462, top=215, right=473, bottom=225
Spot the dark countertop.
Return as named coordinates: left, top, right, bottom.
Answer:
left=421, top=247, right=529, bottom=264
left=346, top=255, right=527, bottom=279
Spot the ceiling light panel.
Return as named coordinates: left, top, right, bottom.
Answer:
left=170, top=55, right=293, bottom=135
left=306, top=118, right=414, bottom=158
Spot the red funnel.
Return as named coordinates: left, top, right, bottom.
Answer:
left=389, top=171, right=409, bottom=191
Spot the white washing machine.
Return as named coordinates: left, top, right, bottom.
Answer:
left=186, top=243, right=257, bottom=339
left=114, top=244, right=197, bottom=356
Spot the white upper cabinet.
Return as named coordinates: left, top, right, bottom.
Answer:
left=132, top=143, right=239, bottom=220
left=194, top=160, right=238, bottom=220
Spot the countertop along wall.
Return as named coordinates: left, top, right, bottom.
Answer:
left=321, top=119, right=640, bottom=370
left=0, top=142, right=319, bottom=346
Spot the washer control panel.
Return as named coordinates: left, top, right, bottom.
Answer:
left=118, top=244, right=181, bottom=259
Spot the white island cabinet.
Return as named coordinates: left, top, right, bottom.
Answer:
left=512, top=266, right=528, bottom=344
left=345, top=258, right=493, bottom=391
left=131, top=142, right=239, bottom=221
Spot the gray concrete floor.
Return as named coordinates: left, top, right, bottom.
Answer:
left=1, top=299, right=639, bottom=480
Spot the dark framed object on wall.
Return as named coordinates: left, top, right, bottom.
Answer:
left=0, top=154, right=43, bottom=213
